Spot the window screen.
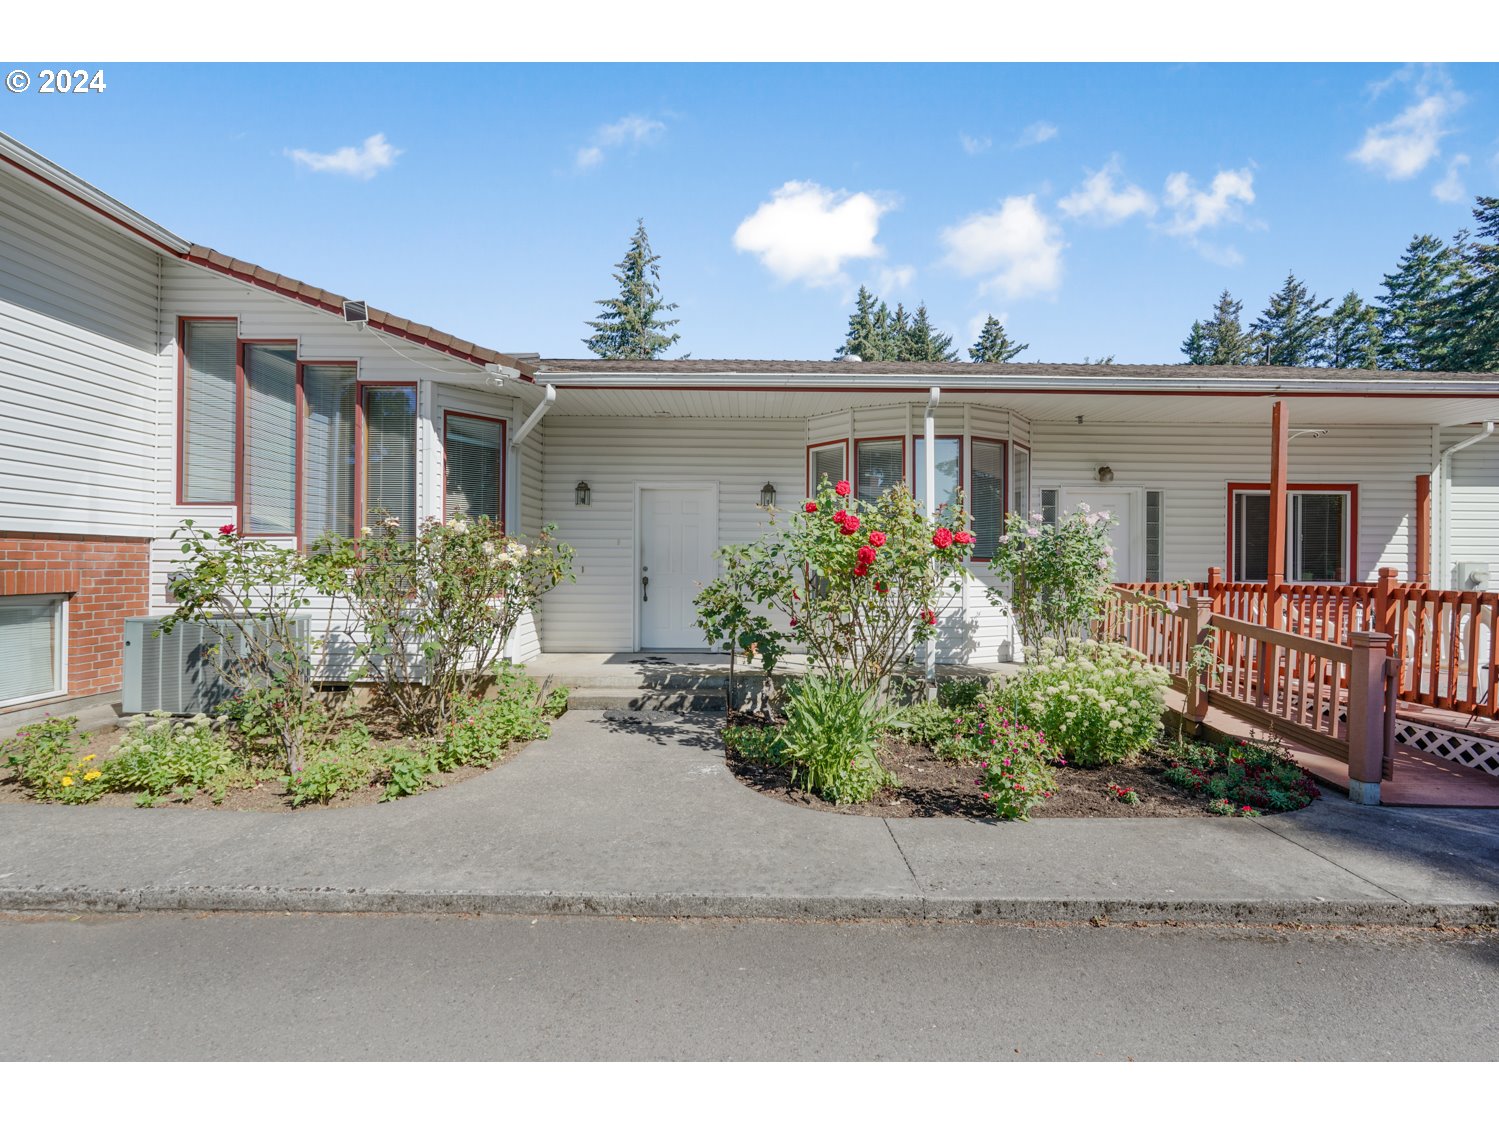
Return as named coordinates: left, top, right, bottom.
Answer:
left=856, top=439, right=903, bottom=502
left=364, top=386, right=417, bottom=537
left=445, top=414, right=504, bottom=523
left=913, top=437, right=962, bottom=515
left=243, top=344, right=298, bottom=536
left=1040, top=488, right=1059, bottom=527
left=1011, top=446, right=1031, bottom=520
left=1293, top=493, right=1346, bottom=582
left=181, top=320, right=238, bottom=502
left=810, top=444, right=845, bottom=493
left=0, top=595, right=64, bottom=704
left=1145, top=490, right=1164, bottom=582
left=302, top=365, right=356, bottom=541
left=970, top=439, right=1005, bottom=559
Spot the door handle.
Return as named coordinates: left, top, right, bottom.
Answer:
left=641, top=572, right=649, bottom=602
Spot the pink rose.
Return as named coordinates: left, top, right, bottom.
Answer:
left=932, top=527, right=954, bottom=549
left=218, top=523, right=237, bottom=536
left=834, top=480, right=851, bottom=497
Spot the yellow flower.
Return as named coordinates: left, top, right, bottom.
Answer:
left=60, top=776, right=74, bottom=787
left=83, top=770, right=102, bottom=782
left=82, top=754, right=97, bottom=762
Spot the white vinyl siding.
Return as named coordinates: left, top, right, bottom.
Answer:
left=0, top=595, right=66, bottom=705
left=1443, top=432, right=1499, bottom=590
left=302, top=366, right=357, bottom=541
left=444, top=413, right=504, bottom=524
left=180, top=320, right=238, bottom=503
left=243, top=344, right=298, bottom=536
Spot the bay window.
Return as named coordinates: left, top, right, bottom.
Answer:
left=913, top=436, right=962, bottom=515
left=363, top=385, right=417, bottom=537
left=969, top=439, right=1006, bottom=560
left=301, top=365, right=357, bottom=541
left=807, top=441, right=847, bottom=494
left=855, top=438, right=904, bottom=502
left=1231, top=486, right=1355, bottom=583
left=179, top=319, right=238, bottom=503
left=242, top=344, right=299, bottom=536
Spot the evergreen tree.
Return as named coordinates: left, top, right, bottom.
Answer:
left=903, top=303, right=959, bottom=362
left=1447, top=197, right=1499, bottom=371
left=1190, top=290, right=1255, bottom=365
left=836, top=286, right=887, bottom=361
left=582, top=219, right=681, bottom=360
left=1181, top=320, right=1210, bottom=364
left=969, top=315, right=1029, bottom=363
left=1322, top=291, right=1381, bottom=369
left=1250, top=272, right=1331, bottom=366
left=1377, top=234, right=1460, bottom=370
left=887, top=303, right=912, bottom=359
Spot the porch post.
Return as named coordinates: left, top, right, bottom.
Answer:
left=1414, top=474, right=1432, bottom=585
left=1185, top=595, right=1214, bottom=729
left=1346, top=630, right=1393, bottom=806
left=1266, top=400, right=1289, bottom=630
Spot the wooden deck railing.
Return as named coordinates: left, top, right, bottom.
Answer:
left=1116, top=568, right=1499, bottom=719
left=1100, top=587, right=1397, bottom=784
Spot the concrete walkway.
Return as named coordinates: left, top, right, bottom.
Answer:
left=1, top=710, right=1496, bottom=924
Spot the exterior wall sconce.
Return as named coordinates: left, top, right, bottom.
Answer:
left=1096, top=465, right=1114, bottom=483
left=575, top=481, right=591, bottom=506
left=759, top=482, right=777, bottom=508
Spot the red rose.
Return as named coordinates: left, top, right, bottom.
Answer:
left=832, top=509, right=848, bottom=526
left=867, top=531, right=887, bottom=548
left=834, top=480, right=851, bottom=497
left=789, top=617, right=799, bottom=627
left=954, top=530, right=975, bottom=545
left=853, top=562, right=869, bottom=576
left=841, top=514, right=861, bottom=534
left=804, top=502, right=818, bottom=513
left=218, top=523, right=237, bottom=536
left=875, top=582, right=888, bottom=593
left=932, top=527, right=954, bottom=549
left=921, top=608, right=937, bottom=626
left=856, top=546, right=876, bottom=565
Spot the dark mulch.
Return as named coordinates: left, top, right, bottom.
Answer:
left=724, top=718, right=1241, bottom=820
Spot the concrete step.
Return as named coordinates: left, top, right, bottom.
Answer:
left=565, top=687, right=728, bottom=713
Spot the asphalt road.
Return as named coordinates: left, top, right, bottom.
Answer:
left=2, top=913, right=1495, bottom=1061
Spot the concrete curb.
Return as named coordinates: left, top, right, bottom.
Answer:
left=2, top=885, right=1493, bottom=927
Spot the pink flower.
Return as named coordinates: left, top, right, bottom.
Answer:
left=856, top=546, right=877, bottom=565
left=932, top=527, right=954, bottom=549
left=841, top=514, right=861, bottom=535
left=834, top=480, right=851, bottom=497
left=921, top=608, right=936, bottom=626
left=218, top=523, right=237, bottom=536
left=804, top=502, right=818, bottom=513
left=789, top=617, right=799, bottom=627
left=868, top=531, right=887, bottom=548
left=954, top=530, right=975, bottom=546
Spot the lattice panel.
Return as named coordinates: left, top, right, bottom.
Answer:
left=1395, top=721, right=1499, bottom=777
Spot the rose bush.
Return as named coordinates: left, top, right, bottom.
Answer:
left=987, top=504, right=1117, bottom=657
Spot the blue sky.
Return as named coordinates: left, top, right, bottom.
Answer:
left=4, top=62, right=1496, bottom=362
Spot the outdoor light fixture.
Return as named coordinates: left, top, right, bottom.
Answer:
left=759, top=482, right=777, bottom=507
left=575, top=481, right=591, bottom=506
left=1096, top=465, right=1114, bottom=483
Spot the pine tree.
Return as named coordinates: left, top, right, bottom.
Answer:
left=903, top=303, right=959, bottom=362
left=1323, top=291, right=1381, bottom=369
left=1181, top=320, right=1210, bottom=364
left=1190, top=290, right=1255, bottom=365
left=1250, top=272, right=1332, bottom=366
left=1377, top=234, right=1460, bottom=370
left=1447, top=197, right=1499, bottom=372
left=886, top=303, right=912, bottom=360
left=836, top=286, right=887, bottom=361
left=582, top=219, right=681, bottom=360
left=969, top=315, right=1029, bottom=363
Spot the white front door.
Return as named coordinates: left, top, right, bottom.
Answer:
left=1060, top=487, right=1139, bottom=582
left=639, top=486, right=717, bottom=649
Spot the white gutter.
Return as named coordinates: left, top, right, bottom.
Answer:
left=511, top=383, right=556, bottom=448
left=1437, top=420, right=1496, bottom=589
left=924, top=387, right=940, bottom=696
left=500, top=384, right=557, bottom=662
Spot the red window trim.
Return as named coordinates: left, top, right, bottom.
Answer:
left=356, top=382, right=420, bottom=537
left=441, top=409, right=508, bottom=531
left=296, top=361, right=359, bottom=548
left=805, top=438, right=850, bottom=497
left=853, top=435, right=906, bottom=501
left=1226, top=482, right=1360, bottom=584
left=236, top=339, right=300, bottom=540
left=175, top=316, right=240, bottom=506
left=969, top=436, right=1009, bottom=563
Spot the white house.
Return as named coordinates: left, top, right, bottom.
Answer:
left=5, top=129, right=1499, bottom=718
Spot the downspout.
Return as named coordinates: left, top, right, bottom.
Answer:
left=503, top=384, right=556, bottom=659
left=1437, top=420, right=1496, bottom=589
left=924, top=386, right=940, bottom=698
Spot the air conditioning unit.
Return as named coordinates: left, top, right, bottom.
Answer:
left=122, top=615, right=311, bottom=716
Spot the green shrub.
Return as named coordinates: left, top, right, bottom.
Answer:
left=285, top=724, right=377, bottom=806
left=106, top=713, right=237, bottom=806
left=437, top=665, right=550, bottom=771
left=778, top=676, right=896, bottom=805
left=541, top=685, right=570, bottom=719
left=1207, top=798, right=1262, bottom=817
left=1163, top=735, right=1318, bottom=813
left=892, top=700, right=963, bottom=748
left=377, top=744, right=441, bottom=802
left=1, top=716, right=106, bottom=804
left=936, top=677, right=986, bottom=711
left=723, top=723, right=784, bottom=765
left=975, top=723, right=1057, bottom=821
left=997, top=641, right=1169, bottom=767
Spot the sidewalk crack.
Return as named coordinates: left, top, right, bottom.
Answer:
left=1251, top=817, right=1411, bottom=904
left=882, top=818, right=926, bottom=916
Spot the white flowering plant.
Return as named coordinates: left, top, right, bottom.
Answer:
left=995, top=640, right=1170, bottom=767
left=986, top=505, right=1118, bottom=657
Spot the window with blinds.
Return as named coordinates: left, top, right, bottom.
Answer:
left=243, top=345, right=299, bottom=536
left=1145, top=490, right=1164, bottom=582
left=364, top=386, right=417, bottom=537
left=0, top=595, right=64, bottom=705
left=1234, top=492, right=1272, bottom=581
left=445, top=413, right=504, bottom=524
left=180, top=320, right=238, bottom=502
left=302, top=366, right=357, bottom=541
left=809, top=443, right=846, bottom=493
left=1011, top=446, right=1031, bottom=520
left=970, top=439, right=1006, bottom=559
left=913, top=437, right=962, bottom=515
left=855, top=439, right=903, bottom=502
left=1232, top=490, right=1350, bottom=583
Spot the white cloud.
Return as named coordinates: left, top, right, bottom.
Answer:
left=1432, top=153, right=1471, bottom=203
left=876, top=265, right=916, bottom=292
left=733, top=181, right=893, bottom=287
left=1017, top=121, right=1059, bottom=147
left=1057, top=158, right=1157, bottom=225
left=1351, top=66, right=1465, bottom=181
left=939, top=195, right=1064, bottom=300
left=285, top=133, right=400, bottom=180
left=574, top=114, right=667, bottom=171
left=960, top=133, right=992, bottom=156
left=1161, top=168, right=1256, bottom=237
